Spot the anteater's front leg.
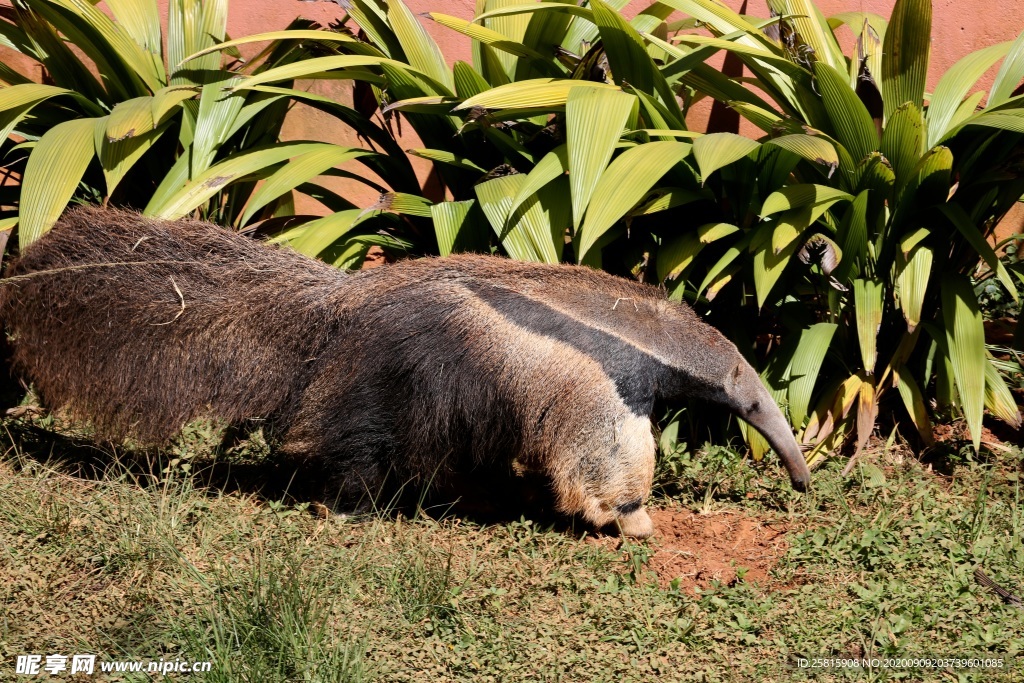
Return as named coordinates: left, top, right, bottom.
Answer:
left=530, top=392, right=657, bottom=538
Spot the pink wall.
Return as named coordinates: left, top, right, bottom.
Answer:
left=254, top=0, right=1024, bottom=88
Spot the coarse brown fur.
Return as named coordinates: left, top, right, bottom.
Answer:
left=0, top=207, right=810, bottom=537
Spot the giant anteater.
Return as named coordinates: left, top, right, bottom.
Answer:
left=0, top=207, right=810, bottom=537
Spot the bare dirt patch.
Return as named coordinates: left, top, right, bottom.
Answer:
left=646, top=507, right=789, bottom=593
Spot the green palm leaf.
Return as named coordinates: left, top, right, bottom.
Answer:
left=926, top=41, right=1010, bottom=148
left=147, top=142, right=334, bottom=220
left=387, top=0, right=454, bottom=91
left=881, top=0, right=931, bottom=120
left=941, top=275, right=986, bottom=452
left=813, top=61, right=879, bottom=164
left=456, top=78, right=619, bottom=110
left=691, top=133, right=759, bottom=182
left=241, top=146, right=375, bottom=226
left=577, top=141, right=690, bottom=261
left=788, top=322, right=838, bottom=428
left=565, top=87, right=637, bottom=229
left=18, top=117, right=97, bottom=249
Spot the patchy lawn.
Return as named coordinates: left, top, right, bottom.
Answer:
left=1, top=418, right=1022, bottom=682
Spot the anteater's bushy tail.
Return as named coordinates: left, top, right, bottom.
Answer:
left=0, top=206, right=352, bottom=442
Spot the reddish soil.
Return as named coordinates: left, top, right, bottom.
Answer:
left=361, top=245, right=388, bottom=269
left=587, top=507, right=790, bottom=594
left=932, top=421, right=1020, bottom=451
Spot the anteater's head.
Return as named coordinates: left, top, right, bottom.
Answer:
left=657, top=306, right=811, bottom=493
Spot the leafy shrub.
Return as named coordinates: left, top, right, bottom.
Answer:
left=234, top=0, right=1024, bottom=460
left=0, top=0, right=423, bottom=265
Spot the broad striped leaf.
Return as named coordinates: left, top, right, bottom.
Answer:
left=890, top=146, right=953, bottom=230
left=632, top=187, right=703, bottom=216
left=781, top=0, right=846, bottom=73
left=0, top=83, right=73, bottom=112
left=697, top=222, right=739, bottom=243
left=180, top=30, right=370, bottom=65
left=96, top=117, right=169, bottom=196
left=947, top=91, right=985, bottom=132
left=899, top=227, right=929, bottom=257
left=941, top=275, right=986, bottom=452
left=284, top=210, right=367, bottom=258
left=990, top=28, right=1024, bottom=107
left=591, top=0, right=678, bottom=113
left=0, top=84, right=92, bottom=143
left=19, top=117, right=97, bottom=249
left=565, top=87, right=637, bottom=229
left=697, top=238, right=745, bottom=299
left=926, top=41, right=1010, bottom=148
left=656, top=232, right=702, bottom=282
left=959, top=111, right=1024, bottom=135
left=764, top=134, right=839, bottom=174
left=760, top=184, right=853, bottom=217
left=151, top=86, right=197, bottom=126
left=106, top=96, right=154, bottom=141
left=813, top=61, right=879, bottom=164
left=241, top=146, right=374, bottom=225
left=428, top=12, right=548, bottom=77
left=894, top=365, right=934, bottom=445
left=577, top=141, right=690, bottom=260
left=456, top=78, right=619, bottom=110
left=831, top=191, right=864, bottom=282
left=481, top=0, right=534, bottom=79
left=387, top=0, right=454, bottom=91
left=752, top=222, right=800, bottom=307
left=432, top=200, right=485, bottom=256
left=476, top=174, right=566, bottom=263
left=32, top=0, right=162, bottom=93
left=853, top=279, right=883, bottom=373
left=507, top=144, right=567, bottom=220
left=429, top=13, right=549, bottom=64
left=881, top=0, right=931, bottom=120
left=453, top=61, right=491, bottom=98
left=880, top=102, right=924, bottom=191
left=105, top=0, right=163, bottom=69
left=769, top=207, right=812, bottom=255
left=148, top=142, right=334, bottom=220
left=691, top=133, right=759, bottom=182
left=191, top=75, right=245, bottom=177
left=895, top=244, right=932, bottom=331
left=240, top=55, right=448, bottom=93
left=407, top=148, right=486, bottom=173
left=517, top=0, right=574, bottom=81
left=984, top=357, right=1023, bottom=427
left=854, top=376, right=879, bottom=457
left=170, top=0, right=229, bottom=77
left=788, top=322, right=838, bottom=428
left=657, top=0, right=771, bottom=48
left=803, top=373, right=863, bottom=444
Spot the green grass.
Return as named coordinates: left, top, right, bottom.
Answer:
left=1, top=419, right=1022, bottom=682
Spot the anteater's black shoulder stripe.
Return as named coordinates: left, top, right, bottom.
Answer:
left=464, top=279, right=668, bottom=417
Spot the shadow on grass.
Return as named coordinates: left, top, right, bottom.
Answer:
left=0, top=417, right=595, bottom=537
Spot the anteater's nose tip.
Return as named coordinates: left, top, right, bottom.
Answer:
left=790, top=475, right=810, bottom=493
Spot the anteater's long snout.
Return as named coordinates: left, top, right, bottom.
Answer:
left=732, top=368, right=811, bottom=492
left=749, top=400, right=811, bottom=492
